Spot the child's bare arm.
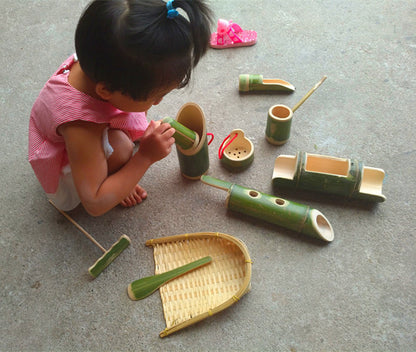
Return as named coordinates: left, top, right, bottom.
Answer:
left=59, top=120, right=175, bottom=216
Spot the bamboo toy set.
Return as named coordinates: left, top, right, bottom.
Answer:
left=48, top=74, right=385, bottom=337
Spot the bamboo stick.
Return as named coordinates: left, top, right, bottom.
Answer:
left=292, top=76, right=327, bottom=112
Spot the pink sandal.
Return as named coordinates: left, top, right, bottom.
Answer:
left=210, top=19, right=257, bottom=49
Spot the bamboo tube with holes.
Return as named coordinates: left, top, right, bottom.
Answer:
left=200, top=175, right=334, bottom=242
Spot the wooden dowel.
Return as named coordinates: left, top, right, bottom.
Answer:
left=49, top=200, right=106, bottom=253
left=292, top=75, right=327, bottom=113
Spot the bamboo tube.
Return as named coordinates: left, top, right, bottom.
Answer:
left=49, top=201, right=131, bottom=278
left=200, top=175, right=334, bottom=242
left=162, top=117, right=199, bottom=150
left=127, top=256, right=212, bottom=300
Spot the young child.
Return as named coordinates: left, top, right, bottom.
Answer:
left=28, top=0, right=212, bottom=216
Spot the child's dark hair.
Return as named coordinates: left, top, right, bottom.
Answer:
left=75, top=0, right=212, bottom=100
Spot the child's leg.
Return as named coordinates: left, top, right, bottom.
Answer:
left=106, top=129, right=147, bottom=207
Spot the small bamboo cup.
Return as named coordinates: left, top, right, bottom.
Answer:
left=265, top=104, right=293, bottom=145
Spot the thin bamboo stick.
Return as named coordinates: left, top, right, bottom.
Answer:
left=292, top=75, right=327, bottom=112
left=49, top=200, right=106, bottom=252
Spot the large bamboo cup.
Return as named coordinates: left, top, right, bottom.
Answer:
left=200, top=175, right=334, bottom=242
left=174, top=103, right=209, bottom=179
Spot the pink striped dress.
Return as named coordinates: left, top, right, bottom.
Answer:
left=28, top=55, right=148, bottom=194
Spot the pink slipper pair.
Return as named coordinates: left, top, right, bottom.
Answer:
left=210, top=19, right=257, bottom=49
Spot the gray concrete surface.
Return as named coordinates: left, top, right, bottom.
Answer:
left=1, top=0, right=415, bottom=351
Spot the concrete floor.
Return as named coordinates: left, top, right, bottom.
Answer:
left=1, top=0, right=415, bottom=351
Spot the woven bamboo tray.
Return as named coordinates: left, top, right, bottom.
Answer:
left=146, top=232, right=252, bottom=337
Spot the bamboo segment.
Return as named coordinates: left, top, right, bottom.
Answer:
left=127, top=256, right=212, bottom=300
left=162, top=117, right=199, bottom=150
left=272, top=151, right=386, bottom=202
left=201, top=175, right=334, bottom=242
left=88, top=235, right=131, bottom=278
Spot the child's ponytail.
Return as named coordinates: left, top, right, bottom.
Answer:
left=166, top=0, right=213, bottom=67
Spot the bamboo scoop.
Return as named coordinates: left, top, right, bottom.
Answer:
left=49, top=200, right=131, bottom=278
left=292, top=75, right=327, bottom=112
left=128, top=256, right=212, bottom=300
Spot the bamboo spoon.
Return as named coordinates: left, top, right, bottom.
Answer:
left=128, top=256, right=212, bottom=300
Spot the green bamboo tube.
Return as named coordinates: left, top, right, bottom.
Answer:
left=174, top=103, right=209, bottom=179
left=127, top=256, right=212, bottom=300
left=162, top=117, right=199, bottom=150
left=272, top=151, right=386, bottom=202
left=265, top=104, right=293, bottom=145
left=201, top=175, right=334, bottom=242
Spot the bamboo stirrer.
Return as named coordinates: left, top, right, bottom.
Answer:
left=49, top=200, right=131, bottom=278
left=292, top=75, right=327, bottom=112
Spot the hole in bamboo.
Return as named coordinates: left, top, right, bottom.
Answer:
left=275, top=198, right=285, bottom=206
left=249, top=191, right=259, bottom=198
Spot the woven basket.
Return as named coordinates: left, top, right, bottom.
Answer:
left=146, top=232, right=252, bottom=337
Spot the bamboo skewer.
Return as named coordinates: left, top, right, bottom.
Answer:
left=292, top=75, right=327, bottom=112
left=49, top=200, right=131, bottom=278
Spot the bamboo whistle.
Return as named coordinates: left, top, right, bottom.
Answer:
left=49, top=200, right=131, bottom=278
left=200, top=175, right=334, bottom=242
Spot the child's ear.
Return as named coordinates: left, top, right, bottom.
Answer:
left=95, top=82, right=113, bottom=100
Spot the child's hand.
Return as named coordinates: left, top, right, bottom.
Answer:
left=137, top=120, right=175, bottom=164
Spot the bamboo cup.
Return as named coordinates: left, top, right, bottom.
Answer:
left=265, top=105, right=293, bottom=145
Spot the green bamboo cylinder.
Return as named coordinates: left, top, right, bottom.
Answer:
left=174, top=103, right=209, bottom=179
left=162, top=117, right=199, bottom=150
left=272, top=151, right=386, bottom=202
left=200, top=175, right=334, bottom=242
left=265, top=104, right=293, bottom=145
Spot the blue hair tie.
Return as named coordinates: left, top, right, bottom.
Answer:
left=166, top=0, right=179, bottom=19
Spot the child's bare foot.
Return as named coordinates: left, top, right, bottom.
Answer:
left=120, top=185, right=147, bottom=207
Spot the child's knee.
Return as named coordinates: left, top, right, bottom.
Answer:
left=107, top=129, right=134, bottom=173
